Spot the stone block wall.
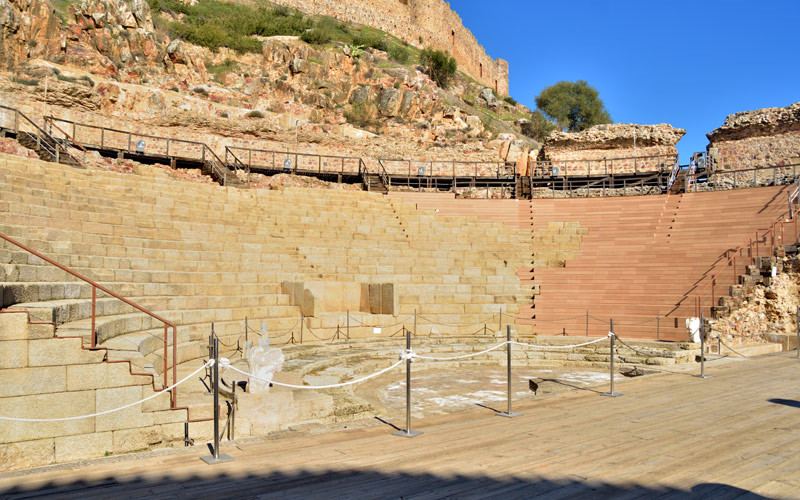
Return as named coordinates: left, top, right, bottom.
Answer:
left=0, top=311, right=187, bottom=471
left=269, top=0, right=509, bottom=95
left=707, top=102, right=800, bottom=172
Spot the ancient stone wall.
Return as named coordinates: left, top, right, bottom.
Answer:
left=707, top=102, right=800, bottom=171
left=537, top=124, right=684, bottom=176
left=268, top=0, right=509, bottom=95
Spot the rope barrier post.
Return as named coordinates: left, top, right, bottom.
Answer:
left=300, top=314, right=304, bottom=344
left=498, top=325, right=522, bottom=418
left=347, top=310, right=350, bottom=341
left=394, top=325, right=422, bottom=438
left=201, top=335, right=233, bottom=464
left=244, top=317, right=248, bottom=344
left=498, top=312, right=502, bottom=337
left=656, top=313, right=660, bottom=341
left=602, top=319, right=622, bottom=397
left=796, top=306, right=799, bottom=359
left=585, top=309, right=589, bottom=337
left=695, top=313, right=711, bottom=379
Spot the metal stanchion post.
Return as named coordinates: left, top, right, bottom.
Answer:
left=201, top=334, right=233, bottom=464
left=300, top=314, right=304, bottom=344
left=602, top=319, right=622, bottom=397
left=244, top=317, right=248, bottom=344
left=346, top=310, right=350, bottom=341
left=796, top=306, right=799, bottom=359
left=394, top=325, right=422, bottom=438
left=498, top=325, right=522, bottom=418
left=695, top=313, right=710, bottom=378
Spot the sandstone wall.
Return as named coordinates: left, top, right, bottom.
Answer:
left=268, top=0, right=509, bottom=95
left=707, top=102, right=800, bottom=171
left=0, top=311, right=189, bottom=471
left=537, top=124, right=684, bottom=176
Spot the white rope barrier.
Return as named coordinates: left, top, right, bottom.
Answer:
left=221, top=358, right=404, bottom=389
left=414, top=341, right=509, bottom=360
left=510, top=336, right=609, bottom=350
left=0, top=361, right=213, bottom=422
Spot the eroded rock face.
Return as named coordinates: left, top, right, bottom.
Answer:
left=544, top=123, right=686, bottom=151
left=707, top=102, right=800, bottom=142
left=0, top=0, right=61, bottom=69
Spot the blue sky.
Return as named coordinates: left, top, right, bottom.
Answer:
left=452, top=0, right=799, bottom=162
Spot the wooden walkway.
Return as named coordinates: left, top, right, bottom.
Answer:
left=1, top=353, right=800, bottom=499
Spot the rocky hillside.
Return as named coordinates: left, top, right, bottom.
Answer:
left=0, top=0, right=536, bottom=164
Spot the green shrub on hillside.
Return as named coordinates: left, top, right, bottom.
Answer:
left=148, top=0, right=311, bottom=53
left=353, top=27, right=387, bottom=52
left=419, top=48, right=457, bottom=88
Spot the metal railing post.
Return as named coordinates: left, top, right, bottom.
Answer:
left=498, top=325, right=522, bottom=418
left=796, top=306, right=799, bottom=359
left=394, top=325, right=422, bottom=437
left=300, top=314, right=304, bottom=343
left=91, top=285, right=96, bottom=348
left=602, top=319, right=621, bottom=397
left=696, top=313, right=710, bottom=378
left=201, top=333, right=233, bottom=464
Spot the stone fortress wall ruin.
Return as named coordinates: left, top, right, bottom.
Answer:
left=535, top=124, right=685, bottom=176
left=707, top=102, right=800, bottom=171
left=269, top=0, right=509, bottom=95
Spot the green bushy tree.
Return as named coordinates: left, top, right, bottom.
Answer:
left=534, top=80, right=612, bottom=132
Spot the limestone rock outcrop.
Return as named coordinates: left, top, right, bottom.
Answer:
left=544, top=123, right=686, bottom=151
left=707, top=102, right=800, bottom=142
left=0, top=0, right=61, bottom=68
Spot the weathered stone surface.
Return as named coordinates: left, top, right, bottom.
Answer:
left=348, top=85, right=373, bottom=105
left=0, top=438, right=54, bottom=472
left=479, top=87, right=498, bottom=109
left=708, top=102, right=800, bottom=141
left=0, top=339, right=27, bottom=368
left=545, top=123, right=686, bottom=150
left=0, top=366, right=66, bottom=397
left=55, top=431, right=112, bottom=463
left=0, top=391, right=95, bottom=443
left=377, top=87, right=402, bottom=117
left=0, top=311, right=28, bottom=340
left=112, top=425, right=162, bottom=454
left=289, top=57, right=307, bottom=74
left=707, top=102, right=800, bottom=171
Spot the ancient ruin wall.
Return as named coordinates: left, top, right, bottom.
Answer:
left=536, top=124, right=684, bottom=176
left=707, top=102, right=800, bottom=171
left=268, top=0, right=509, bottom=95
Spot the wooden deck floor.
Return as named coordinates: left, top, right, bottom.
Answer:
left=2, top=353, right=800, bottom=499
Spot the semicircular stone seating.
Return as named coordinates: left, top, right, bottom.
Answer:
left=0, top=154, right=534, bottom=395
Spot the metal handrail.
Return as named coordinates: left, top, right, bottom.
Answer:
left=532, top=153, right=678, bottom=178
left=226, top=145, right=362, bottom=176
left=0, top=232, right=179, bottom=407
left=0, top=106, right=81, bottom=165
left=690, top=192, right=800, bottom=318
left=45, top=115, right=206, bottom=162
left=378, top=157, right=515, bottom=178
left=202, top=144, right=229, bottom=186
left=223, top=146, right=251, bottom=187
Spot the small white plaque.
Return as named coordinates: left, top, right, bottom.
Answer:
left=373, top=327, right=382, bottom=335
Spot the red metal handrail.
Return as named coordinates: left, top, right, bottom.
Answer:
left=0, top=232, right=178, bottom=407
left=692, top=198, right=800, bottom=318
